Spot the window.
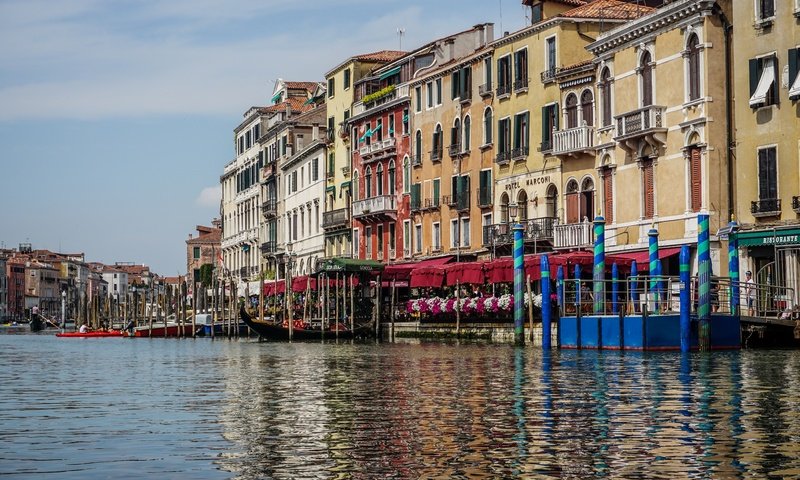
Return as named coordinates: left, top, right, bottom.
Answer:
left=404, top=220, right=411, bottom=257
left=497, top=56, right=511, bottom=94
left=375, top=119, right=383, bottom=142
left=601, top=168, right=613, bottom=223
left=433, top=223, right=441, bottom=251
left=377, top=225, right=384, bottom=257
left=689, top=146, right=702, bottom=212
left=580, top=90, right=594, bottom=127
left=757, top=147, right=778, bottom=207
left=641, top=159, right=655, bottom=219
left=327, top=152, right=335, bottom=178
left=291, top=171, right=297, bottom=193
left=352, top=170, right=359, bottom=201
left=451, top=70, right=461, bottom=100
left=483, top=108, right=493, bottom=145
left=514, top=49, right=528, bottom=89
left=311, top=157, right=319, bottom=182
left=479, top=170, right=492, bottom=207
left=450, top=119, right=460, bottom=151
left=353, top=228, right=360, bottom=257
left=402, top=108, right=409, bottom=134
left=366, top=226, right=372, bottom=259
left=403, top=156, right=411, bottom=193
left=415, top=130, right=423, bottom=164
left=789, top=47, right=800, bottom=100
left=376, top=163, right=384, bottom=196
left=451, top=219, right=459, bottom=248
left=687, top=35, right=701, bottom=101
left=565, top=93, right=578, bottom=129
left=580, top=177, right=595, bottom=222
left=433, top=178, right=440, bottom=206
left=749, top=55, right=778, bottom=107
left=545, top=37, right=556, bottom=77
left=344, top=69, right=351, bottom=89
left=498, top=118, right=511, bottom=154
left=541, top=104, right=559, bottom=151
left=388, top=159, right=396, bottom=195
left=426, top=82, right=433, bottom=108
left=463, top=116, right=471, bottom=151
left=461, top=219, right=470, bottom=247
left=365, top=121, right=372, bottom=146
left=415, top=224, right=422, bottom=253
left=566, top=180, right=580, bottom=224
left=513, top=112, right=529, bottom=151
left=411, top=183, right=421, bottom=210
left=435, top=78, right=442, bottom=105
left=600, top=68, right=612, bottom=127
left=415, top=86, right=422, bottom=112
left=388, top=114, right=395, bottom=138
left=640, top=51, right=654, bottom=107
left=757, top=0, right=775, bottom=21
left=484, top=57, right=493, bottom=88
left=328, top=78, right=335, bottom=98
left=389, top=223, right=396, bottom=252
left=193, top=247, right=200, bottom=259
left=365, top=166, right=373, bottom=198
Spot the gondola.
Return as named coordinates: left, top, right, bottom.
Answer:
left=239, top=306, right=356, bottom=341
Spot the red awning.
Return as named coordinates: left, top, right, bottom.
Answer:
left=485, top=258, right=513, bottom=283
left=291, top=275, right=317, bottom=292
left=384, top=256, right=453, bottom=281
left=445, top=262, right=486, bottom=286
left=614, top=247, right=682, bottom=271
left=263, top=281, right=286, bottom=295
left=410, top=265, right=446, bottom=288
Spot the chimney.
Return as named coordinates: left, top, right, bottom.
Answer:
left=285, top=102, right=291, bottom=119
left=474, top=24, right=485, bottom=49
left=446, top=39, right=455, bottom=61
left=485, top=23, right=495, bottom=43
left=312, top=122, right=319, bottom=141
left=188, top=234, right=193, bottom=239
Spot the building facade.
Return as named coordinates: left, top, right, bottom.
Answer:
left=0, top=254, right=7, bottom=321
left=186, top=221, right=222, bottom=285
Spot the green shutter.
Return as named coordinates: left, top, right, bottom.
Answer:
left=411, top=183, right=421, bottom=210
left=451, top=71, right=459, bottom=99
left=790, top=48, right=799, bottom=88
left=459, top=67, right=467, bottom=96
left=553, top=103, right=559, bottom=131
left=749, top=58, right=760, bottom=97
left=433, top=179, right=440, bottom=206
left=541, top=106, right=549, bottom=147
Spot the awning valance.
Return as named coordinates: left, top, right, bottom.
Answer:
left=383, top=256, right=453, bottom=281
left=750, top=57, right=775, bottom=107
left=378, top=66, right=401, bottom=80
left=317, top=257, right=384, bottom=273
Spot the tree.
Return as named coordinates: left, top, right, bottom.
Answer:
left=199, top=264, right=214, bottom=288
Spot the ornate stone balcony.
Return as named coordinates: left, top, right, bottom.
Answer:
left=322, top=208, right=350, bottom=230
left=552, top=125, right=595, bottom=157
left=554, top=221, right=593, bottom=249
left=613, top=105, right=667, bottom=153
left=352, top=195, right=397, bottom=223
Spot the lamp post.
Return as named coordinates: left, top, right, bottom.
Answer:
left=61, top=290, right=66, bottom=333
left=285, top=242, right=294, bottom=340
left=509, top=202, right=525, bottom=345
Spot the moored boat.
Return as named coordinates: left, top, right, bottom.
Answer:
left=239, top=307, right=355, bottom=341
left=56, top=330, right=125, bottom=338
left=130, top=323, right=182, bottom=337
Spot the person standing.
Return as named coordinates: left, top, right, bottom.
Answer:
left=744, top=270, right=756, bottom=316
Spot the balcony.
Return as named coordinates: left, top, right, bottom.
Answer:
left=554, top=221, right=593, bottom=249
left=513, top=77, right=529, bottom=92
left=496, top=83, right=512, bottom=98
left=352, top=85, right=410, bottom=117
left=261, top=198, right=277, bottom=218
left=260, top=241, right=278, bottom=254
left=352, top=195, right=397, bottom=222
left=411, top=153, right=422, bottom=167
left=260, top=163, right=276, bottom=180
left=360, top=136, right=397, bottom=163
left=541, top=68, right=556, bottom=84
left=613, top=105, right=667, bottom=152
left=322, top=208, right=350, bottom=230
left=341, top=165, right=350, bottom=176
left=495, top=151, right=511, bottom=165
left=430, top=148, right=443, bottom=163
left=552, top=125, right=595, bottom=157
left=448, top=143, right=461, bottom=158
left=479, top=82, right=493, bottom=98
left=443, top=195, right=456, bottom=208
left=793, top=196, right=800, bottom=214
left=456, top=187, right=470, bottom=212
left=422, top=198, right=441, bottom=211
left=511, top=146, right=529, bottom=161
left=459, top=89, right=472, bottom=103
left=751, top=198, right=781, bottom=218
left=483, top=217, right=558, bottom=246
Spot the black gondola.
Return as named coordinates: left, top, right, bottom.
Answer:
left=239, top=306, right=358, bottom=341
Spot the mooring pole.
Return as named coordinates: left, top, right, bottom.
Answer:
left=541, top=254, right=551, bottom=350
left=556, top=265, right=564, bottom=317
left=728, top=217, right=739, bottom=315
left=680, top=245, right=691, bottom=352
left=513, top=221, right=525, bottom=346
left=648, top=227, right=659, bottom=312
left=611, top=263, right=619, bottom=315
left=698, top=213, right=711, bottom=350
left=593, top=215, right=606, bottom=314
left=630, top=261, right=639, bottom=313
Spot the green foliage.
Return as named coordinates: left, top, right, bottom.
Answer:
left=361, top=85, right=395, bottom=105
left=199, top=264, right=214, bottom=287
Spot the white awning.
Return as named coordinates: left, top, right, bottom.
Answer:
left=749, top=58, right=775, bottom=107
left=789, top=70, right=800, bottom=101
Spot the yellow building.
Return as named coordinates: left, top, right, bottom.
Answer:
left=322, top=51, right=405, bottom=259
left=731, top=0, right=800, bottom=290
left=585, top=0, right=733, bottom=274
left=407, top=26, right=495, bottom=260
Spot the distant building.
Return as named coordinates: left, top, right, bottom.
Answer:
left=186, top=220, right=222, bottom=285
left=101, top=266, right=128, bottom=303
left=0, top=253, right=7, bottom=321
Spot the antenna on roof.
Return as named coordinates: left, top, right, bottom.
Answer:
left=498, top=0, right=503, bottom=38
left=397, top=28, right=405, bottom=50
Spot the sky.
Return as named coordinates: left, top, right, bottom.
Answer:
left=0, top=0, right=526, bottom=276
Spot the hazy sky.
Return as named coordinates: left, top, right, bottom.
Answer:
left=0, top=0, right=525, bottom=275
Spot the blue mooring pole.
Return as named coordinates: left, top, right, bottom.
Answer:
left=574, top=264, right=582, bottom=310
left=612, top=263, right=619, bottom=314
left=593, top=215, right=606, bottom=314
left=630, top=261, right=639, bottom=313
left=698, top=214, right=711, bottom=350
left=541, top=254, right=551, bottom=349
left=513, top=222, right=525, bottom=345
left=648, top=227, right=659, bottom=312
left=556, top=265, right=564, bottom=317
left=680, top=245, right=691, bottom=352
left=656, top=259, right=664, bottom=313
left=728, top=218, right=739, bottom=316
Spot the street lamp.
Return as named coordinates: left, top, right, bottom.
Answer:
left=61, top=290, right=66, bottom=332
left=508, top=202, right=519, bottom=223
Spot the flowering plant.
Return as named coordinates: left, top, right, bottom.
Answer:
left=498, top=294, right=513, bottom=312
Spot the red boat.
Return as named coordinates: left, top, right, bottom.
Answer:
left=130, top=323, right=183, bottom=337
left=56, top=330, right=125, bottom=338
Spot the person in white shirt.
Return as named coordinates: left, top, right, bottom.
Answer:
left=79, top=323, right=90, bottom=334
left=744, top=271, right=756, bottom=316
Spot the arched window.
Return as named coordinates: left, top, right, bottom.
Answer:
left=517, top=190, right=529, bottom=221
left=352, top=170, right=359, bottom=201
left=402, top=156, right=410, bottom=193
left=580, top=177, right=595, bottom=222
left=433, top=124, right=443, bottom=159
left=483, top=107, right=493, bottom=144
left=500, top=192, right=510, bottom=223
left=376, top=163, right=384, bottom=196
left=565, top=93, right=578, bottom=129
left=580, top=90, right=594, bottom=127
left=600, top=68, right=612, bottom=127
left=463, top=115, right=471, bottom=151
left=414, top=130, right=422, bottom=163
left=687, top=34, right=701, bottom=101
left=546, top=184, right=558, bottom=218
left=640, top=51, right=653, bottom=107
left=365, top=166, right=372, bottom=198
left=388, top=159, right=396, bottom=195
left=566, top=179, right=580, bottom=223
left=600, top=157, right=613, bottom=224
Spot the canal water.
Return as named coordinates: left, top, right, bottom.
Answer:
left=1, top=332, right=799, bottom=479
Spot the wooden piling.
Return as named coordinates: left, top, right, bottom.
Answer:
left=349, top=274, right=355, bottom=334
left=192, top=282, right=197, bottom=338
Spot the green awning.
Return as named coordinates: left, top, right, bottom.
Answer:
left=737, top=228, right=800, bottom=247
left=326, top=185, right=336, bottom=196
left=402, top=114, right=409, bottom=123
left=378, top=66, right=401, bottom=80
left=317, top=257, right=385, bottom=273
left=271, top=91, right=283, bottom=103
left=340, top=181, right=351, bottom=189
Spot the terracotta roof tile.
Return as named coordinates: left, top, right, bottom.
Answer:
left=560, top=0, right=654, bottom=19
left=260, top=96, right=314, bottom=114
left=283, top=81, right=321, bottom=92
left=353, top=50, right=407, bottom=63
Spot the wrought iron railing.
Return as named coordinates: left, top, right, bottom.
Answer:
left=430, top=147, right=443, bottom=162
left=511, top=146, right=529, bottom=160
left=483, top=217, right=558, bottom=245
left=495, top=151, right=511, bottom=165
left=496, top=82, right=512, bottom=97
left=322, top=208, right=350, bottom=229
left=751, top=198, right=781, bottom=217
left=513, top=77, right=529, bottom=92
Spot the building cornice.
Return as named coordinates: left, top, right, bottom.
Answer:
left=408, top=48, right=493, bottom=88
left=280, top=140, right=325, bottom=171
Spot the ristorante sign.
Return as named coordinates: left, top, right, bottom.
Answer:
left=737, top=228, right=800, bottom=247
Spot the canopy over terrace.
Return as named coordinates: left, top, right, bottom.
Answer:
left=383, top=256, right=454, bottom=282
left=316, top=257, right=384, bottom=274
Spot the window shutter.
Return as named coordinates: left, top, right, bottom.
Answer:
left=643, top=161, right=654, bottom=219
left=749, top=58, right=760, bottom=97
left=790, top=48, right=799, bottom=88
left=451, top=126, right=458, bottom=147
left=411, top=183, right=421, bottom=210
left=553, top=103, right=559, bottom=132
left=451, top=71, right=459, bottom=99
left=433, top=179, right=440, bottom=206
left=690, top=147, right=702, bottom=212
left=486, top=59, right=492, bottom=87
left=603, top=171, right=613, bottom=224
left=566, top=193, right=579, bottom=223
left=514, top=115, right=521, bottom=148
left=541, top=106, right=549, bottom=147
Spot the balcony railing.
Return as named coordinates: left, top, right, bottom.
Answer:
left=495, top=151, right=511, bottom=165
left=553, top=125, right=595, bottom=156
left=793, top=196, right=800, bottom=213
left=448, top=143, right=461, bottom=157
left=483, top=217, right=558, bottom=246
left=513, top=77, right=529, bottom=92
left=352, top=85, right=410, bottom=117
left=459, top=89, right=472, bottom=103
left=322, top=208, right=350, bottom=230
left=261, top=198, right=277, bottom=218
left=554, top=221, right=593, bottom=249
left=511, top=146, right=529, bottom=161
left=457, top=187, right=470, bottom=212
left=751, top=198, right=781, bottom=218
left=478, top=187, right=492, bottom=207
left=430, top=148, right=443, bottom=163
left=443, top=195, right=456, bottom=207
left=541, top=68, right=556, bottom=83
left=422, top=198, right=441, bottom=210
left=496, top=82, right=512, bottom=97
left=613, top=105, right=667, bottom=141
left=260, top=241, right=278, bottom=254
left=352, top=195, right=397, bottom=220
left=479, top=82, right=493, bottom=97
left=412, top=154, right=422, bottom=166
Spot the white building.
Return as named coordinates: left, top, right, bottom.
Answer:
left=101, top=267, right=128, bottom=303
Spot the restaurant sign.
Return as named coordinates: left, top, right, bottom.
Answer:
left=736, top=228, right=800, bottom=247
